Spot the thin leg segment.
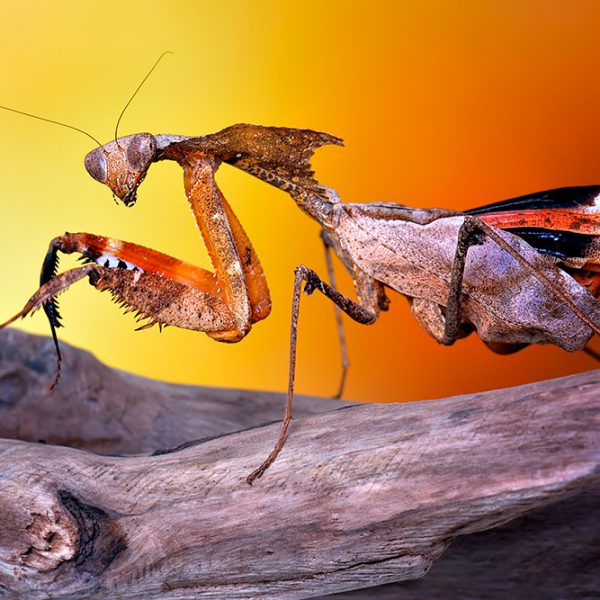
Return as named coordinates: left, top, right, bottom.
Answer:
left=583, top=345, right=600, bottom=362
left=320, top=230, right=388, bottom=399
left=322, top=237, right=349, bottom=399
left=441, top=218, right=486, bottom=345
left=1, top=263, right=99, bottom=389
left=441, top=215, right=600, bottom=346
left=246, top=264, right=376, bottom=484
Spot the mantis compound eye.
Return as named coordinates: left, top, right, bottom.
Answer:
left=83, top=134, right=157, bottom=206
left=126, top=133, right=157, bottom=172
left=84, top=148, right=108, bottom=184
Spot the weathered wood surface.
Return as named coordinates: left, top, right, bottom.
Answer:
left=0, top=329, right=598, bottom=599
left=318, top=481, right=600, bottom=599
left=0, top=329, right=351, bottom=454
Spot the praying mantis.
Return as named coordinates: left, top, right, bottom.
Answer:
left=3, top=123, right=600, bottom=484
left=2, top=58, right=600, bottom=484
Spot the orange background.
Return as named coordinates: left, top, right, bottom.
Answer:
left=1, top=1, right=599, bottom=402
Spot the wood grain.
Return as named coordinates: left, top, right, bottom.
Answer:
left=317, top=480, right=600, bottom=599
left=0, top=329, right=598, bottom=599
left=0, top=328, right=351, bottom=454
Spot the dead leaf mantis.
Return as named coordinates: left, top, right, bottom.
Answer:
left=2, top=57, right=600, bottom=485
left=0, top=55, right=346, bottom=485
left=6, top=124, right=600, bottom=485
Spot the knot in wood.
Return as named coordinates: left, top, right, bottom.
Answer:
left=21, top=506, right=78, bottom=572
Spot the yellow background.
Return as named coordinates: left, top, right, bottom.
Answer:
left=1, top=1, right=600, bottom=402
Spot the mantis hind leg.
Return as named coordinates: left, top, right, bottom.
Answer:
left=320, top=230, right=390, bottom=399
left=440, top=217, right=486, bottom=345
left=441, top=215, right=600, bottom=346
left=321, top=234, right=349, bottom=399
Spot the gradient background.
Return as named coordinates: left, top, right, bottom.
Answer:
left=1, top=1, right=600, bottom=403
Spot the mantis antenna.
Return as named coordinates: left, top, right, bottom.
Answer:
left=0, top=50, right=174, bottom=151
left=0, top=104, right=104, bottom=148
left=113, top=50, right=174, bottom=143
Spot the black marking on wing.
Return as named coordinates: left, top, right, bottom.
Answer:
left=505, top=227, right=594, bottom=261
left=467, top=186, right=600, bottom=215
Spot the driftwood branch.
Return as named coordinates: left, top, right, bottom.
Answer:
left=0, top=329, right=351, bottom=454
left=0, top=329, right=598, bottom=599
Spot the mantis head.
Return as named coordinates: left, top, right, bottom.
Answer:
left=84, top=133, right=158, bottom=207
